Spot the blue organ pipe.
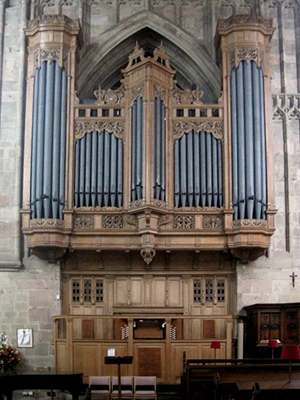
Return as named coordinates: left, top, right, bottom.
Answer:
left=154, top=97, right=161, bottom=199
left=74, top=142, right=80, bottom=207
left=85, top=132, right=92, bottom=206
left=231, top=69, right=239, bottom=219
left=212, top=137, right=218, bottom=207
left=110, top=133, right=117, bottom=206
left=43, top=61, right=55, bottom=218
left=30, top=68, right=39, bottom=218
left=237, top=62, right=246, bottom=219
left=52, top=62, right=62, bottom=219
left=36, top=62, right=47, bottom=218
left=131, top=101, right=137, bottom=201
left=200, top=131, right=207, bottom=207
left=244, top=61, right=255, bottom=219
left=193, top=131, right=200, bottom=207
left=259, top=69, right=267, bottom=218
left=174, top=139, right=180, bottom=207
left=252, top=62, right=263, bottom=219
left=180, top=133, right=187, bottom=207
left=91, top=131, right=97, bottom=207
left=217, top=141, right=223, bottom=207
left=117, top=139, right=123, bottom=207
left=136, top=97, right=143, bottom=199
left=79, top=137, right=86, bottom=207
left=97, top=132, right=104, bottom=206
left=187, top=131, right=194, bottom=207
left=59, top=68, right=67, bottom=219
left=161, top=102, right=166, bottom=201
left=104, top=130, right=111, bottom=206
left=206, top=132, right=212, bottom=207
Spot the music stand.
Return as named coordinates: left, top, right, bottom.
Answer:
left=105, top=356, right=133, bottom=400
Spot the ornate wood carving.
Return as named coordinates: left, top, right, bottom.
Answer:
left=154, top=84, right=166, bottom=102
left=73, top=215, right=95, bottom=229
left=173, top=215, right=195, bottom=229
left=94, top=82, right=126, bottom=105
left=172, top=84, right=203, bottom=105
left=30, top=219, right=65, bottom=227
left=232, top=219, right=268, bottom=229
left=202, top=215, right=224, bottom=229
left=75, top=120, right=125, bottom=140
left=140, top=247, right=156, bottom=265
left=131, top=83, right=145, bottom=102
left=173, top=121, right=223, bottom=140
left=102, top=215, right=123, bottom=229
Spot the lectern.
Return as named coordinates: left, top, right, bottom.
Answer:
left=105, top=356, right=133, bottom=400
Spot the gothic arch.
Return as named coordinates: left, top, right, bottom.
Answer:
left=77, top=10, right=221, bottom=102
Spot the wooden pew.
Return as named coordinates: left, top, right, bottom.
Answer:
left=182, top=358, right=300, bottom=400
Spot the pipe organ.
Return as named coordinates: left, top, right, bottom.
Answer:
left=22, top=15, right=276, bottom=264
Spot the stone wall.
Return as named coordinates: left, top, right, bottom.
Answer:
left=0, top=256, right=61, bottom=370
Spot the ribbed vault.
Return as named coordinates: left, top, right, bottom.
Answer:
left=77, top=11, right=221, bottom=102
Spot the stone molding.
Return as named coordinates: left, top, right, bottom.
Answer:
left=75, top=120, right=125, bottom=140
left=273, top=94, right=300, bottom=120
left=173, top=121, right=223, bottom=140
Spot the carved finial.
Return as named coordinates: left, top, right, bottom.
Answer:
left=124, top=42, right=146, bottom=70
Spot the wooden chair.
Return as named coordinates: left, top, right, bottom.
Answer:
left=134, top=376, right=157, bottom=400
left=88, top=376, right=111, bottom=400
left=111, top=376, right=134, bottom=399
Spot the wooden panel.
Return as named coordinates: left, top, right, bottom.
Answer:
left=153, top=278, right=166, bottom=306
left=99, top=344, right=128, bottom=376
left=172, top=344, right=199, bottom=382
left=137, top=347, right=162, bottom=377
left=56, top=342, right=68, bottom=372
left=115, top=278, right=128, bottom=305
left=73, top=343, right=99, bottom=377
left=203, top=319, right=215, bottom=339
left=168, top=278, right=182, bottom=307
left=131, top=277, right=143, bottom=305
left=82, top=319, right=94, bottom=339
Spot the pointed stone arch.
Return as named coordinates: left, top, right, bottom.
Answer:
left=77, top=10, right=221, bottom=102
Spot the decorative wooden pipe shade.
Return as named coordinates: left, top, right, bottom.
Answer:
left=22, top=15, right=276, bottom=263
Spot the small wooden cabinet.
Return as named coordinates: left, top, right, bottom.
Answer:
left=244, top=303, right=300, bottom=358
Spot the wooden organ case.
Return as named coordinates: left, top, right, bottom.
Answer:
left=22, top=15, right=276, bottom=383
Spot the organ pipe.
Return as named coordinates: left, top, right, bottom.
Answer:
left=154, top=97, right=166, bottom=201
left=131, top=97, right=143, bottom=201
left=30, top=60, right=67, bottom=220
left=230, top=60, right=267, bottom=220
left=174, top=130, right=223, bottom=208
left=74, top=130, right=123, bottom=208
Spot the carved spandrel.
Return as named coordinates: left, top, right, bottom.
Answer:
left=173, top=121, right=223, bottom=140
left=75, top=120, right=125, bottom=140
